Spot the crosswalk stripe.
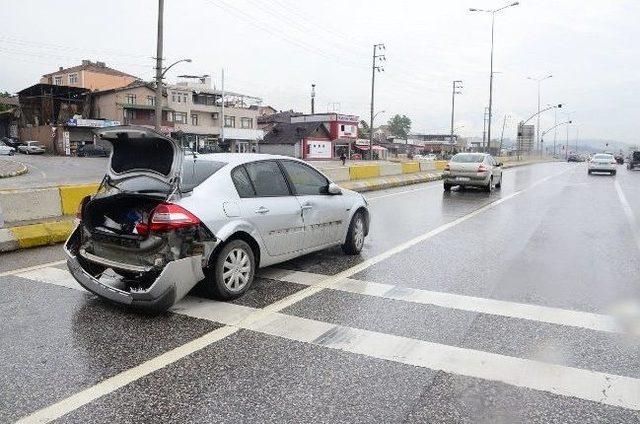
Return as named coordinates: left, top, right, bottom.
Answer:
left=12, top=266, right=640, bottom=411
left=16, top=266, right=88, bottom=292
left=260, top=268, right=622, bottom=334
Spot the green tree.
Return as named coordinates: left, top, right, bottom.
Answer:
left=0, top=91, right=15, bottom=112
left=357, top=119, right=370, bottom=139
left=387, top=114, right=412, bottom=139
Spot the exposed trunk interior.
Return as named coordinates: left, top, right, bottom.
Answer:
left=76, top=192, right=211, bottom=292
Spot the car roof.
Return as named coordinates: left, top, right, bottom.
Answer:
left=192, top=153, right=305, bottom=166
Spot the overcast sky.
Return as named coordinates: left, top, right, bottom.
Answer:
left=2, top=0, right=639, bottom=143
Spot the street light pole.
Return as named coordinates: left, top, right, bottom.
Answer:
left=527, top=74, right=553, bottom=157
left=470, top=2, right=519, bottom=153
left=369, top=43, right=385, bottom=160
left=451, top=80, right=462, bottom=150
left=154, top=0, right=164, bottom=131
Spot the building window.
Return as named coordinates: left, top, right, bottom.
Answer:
left=174, top=112, right=188, bottom=124
left=191, top=113, right=198, bottom=126
left=126, top=94, right=136, bottom=105
left=69, top=73, right=78, bottom=84
left=53, top=76, right=62, bottom=85
left=124, top=109, right=136, bottom=120
left=172, top=93, right=176, bottom=102
left=224, top=116, right=235, bottom=128
left=147, top=96, right=156, bottom=106
left=183, top=94, right=188, bottom=103
left=340, top=124, right=345, bottom=131
left=240, top=117, right=253, bottom=129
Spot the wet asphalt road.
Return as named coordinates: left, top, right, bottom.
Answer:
left=2, top=161, right=640, bottom=423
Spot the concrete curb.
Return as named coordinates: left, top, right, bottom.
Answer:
left=0, top=161, right=28, bottom=178
left=343, top=172, right=442, bottom=193
left=0, top=218, right=75, bottom=252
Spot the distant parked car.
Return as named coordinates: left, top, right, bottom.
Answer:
left=0, top=140, right=15, bottom=156
left=77, top=143, right=110, bottom=157
left=18, top=141, right=45, bottom=155
left=0, top=136, right=20, bottom=149
left=567, top=154, right=580, bottom=162
left=443, top=152, right=503, bottom=192
left=588, top=153, right=617, bottom=175
left=614, top=154, right=624, bottom=164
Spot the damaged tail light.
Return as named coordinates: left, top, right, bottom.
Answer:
left=149, top=203, right=200, bottom=232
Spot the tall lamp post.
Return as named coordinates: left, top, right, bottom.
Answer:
left=527, top=74, right=553, bottom=157
left=470, top=1, right=519, bottom=152
left=154, top=57, right=192, bottom=131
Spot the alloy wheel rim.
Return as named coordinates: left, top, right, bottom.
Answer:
left=354, top=217, right=365, bottom=250
left=222, top=248, right=251, bottom=292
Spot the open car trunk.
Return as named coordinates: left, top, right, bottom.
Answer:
left=64, top=126, right=217, bottom=312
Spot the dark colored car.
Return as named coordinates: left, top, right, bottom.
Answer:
left=567, top=154, right=580, bottom=162
left=627, top=151, right=640, bottom=170
left=614, top=154, right=624, bottom=164
left=0, top=136, right=21, bottom=149
left=77, top=143, right=110, bottom=157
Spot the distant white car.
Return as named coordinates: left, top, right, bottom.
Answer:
left=0, top=140, right=15, bottom=156
left=588, top=153, right=617, bottom=175
left=18, top=141, right=45, bottom=155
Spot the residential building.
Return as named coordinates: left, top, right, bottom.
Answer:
left=90, top=81, right=174, bottom=133
left=40, top=60, right=139, bottom=91
left=261, top=112, right=359, bottom=159
left=166, top=75, right=264, bottom=153
left=256, top=109, right=300, bottom=132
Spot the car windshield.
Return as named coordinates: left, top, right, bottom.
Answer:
left=451, top=154, right=485, bottom=163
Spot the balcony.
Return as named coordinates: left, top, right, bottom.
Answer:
left=123, top=118, right=174, bottom=127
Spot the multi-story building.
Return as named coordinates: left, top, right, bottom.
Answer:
left=166, top=76, right=264, bottom=153
left=517, top=123, right=535, bottom=153
left=90, top=81, right=174, bottom=132
left=40, top=60, right=139, bottom=91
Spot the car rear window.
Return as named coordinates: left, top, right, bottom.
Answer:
left=594, top=154, right=613, bottom=160
left=180, top=159, right=226, bottom=191
left=451, top=154, right=485, bottom=163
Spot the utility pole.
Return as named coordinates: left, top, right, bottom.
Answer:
left=311, top=84, right=316, bottom=114
left=221, top=68, right=225, bottom=146
left=482, top=107, right=489, bottom=152
left=451, top=80, right=462, bottom=149
left=553, top=107, right=558, bottom=156
left=499, top=113, right=509, bottom=154
left=154, top=0, right=164, bottom=131
left=369, top=43, right=385, bottom=160
left=565, top=121, right=570, bottom=159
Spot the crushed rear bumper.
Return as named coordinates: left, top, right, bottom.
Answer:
left=64, top=225, right=204, bottom=312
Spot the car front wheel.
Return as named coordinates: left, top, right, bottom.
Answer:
left=342, top=211, right=366, bottom=255
left=202, top=239, right=255, bottom=300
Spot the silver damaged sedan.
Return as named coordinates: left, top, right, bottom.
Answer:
left=65, top=126, right=370, bottom=311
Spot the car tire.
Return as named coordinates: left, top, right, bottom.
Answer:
left=8, top=151, right=14, bottom=156
left=612, top=170, right=617, bottom=176
left=342, top=211, right=366, bottom=255
left=444, top=183, right=452, bottom=192
left=588, top=170, right=592, bottom=175
left=484, top=177, right=493, bottom=193
left=495, top=176, right=502, bottom=189
left=201, top=239, right=255, bottom=300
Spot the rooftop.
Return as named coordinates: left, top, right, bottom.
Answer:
left=42, top=60, right=139, bottom=79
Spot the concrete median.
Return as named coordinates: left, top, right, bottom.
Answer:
left=0, top=187, right=62, bottom=223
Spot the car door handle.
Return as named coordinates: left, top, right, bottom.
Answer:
left=255, top=206, right=270, bottom=214
left=301, top=203, right=313, bottom=210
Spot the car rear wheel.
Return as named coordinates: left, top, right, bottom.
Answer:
left=443, top=183, right=452, bottom=192
left=484, top=177, right=493, bottom=193
left=495, top=175, right=502, bottom=189
left=342, top=211, right=366, bottom=255
left=202, top=239, right=255, bottom=300
left=612, top=170, right=617, bottom=176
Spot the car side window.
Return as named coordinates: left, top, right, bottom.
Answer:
left=244, top=161, right=291, bottom=197
left=279, top=160, right=329, bottom=195
left=231, top=166, right=256, bottom=198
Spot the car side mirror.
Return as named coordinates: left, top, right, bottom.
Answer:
left=327, top=182, right=342, bottom=195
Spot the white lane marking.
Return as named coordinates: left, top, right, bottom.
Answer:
left=170, top=297, right=255, bottom=325
left=614, top=180, right=640, bottom=252
left=16, top=169, right=570, bottom=423
left=262, top=269, right=620, bottom=333
left=366, top=184, right=439, bottom=201
left=16, top=325, right=239, bottom=424
left=0, top=259, right=66, bottom=278
left=17, top=266, right=87, bottom=292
